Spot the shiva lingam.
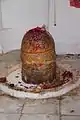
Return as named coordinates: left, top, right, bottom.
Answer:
left=20, top=26, right=74, bottom=90
left=0, top=26, right=80, bottom=99
left=20, top=26, right=56, bottom=86
left=20, top=26, right=75, bottom=91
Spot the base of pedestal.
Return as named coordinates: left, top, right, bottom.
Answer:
left=0, top=63, right=79, bottom=99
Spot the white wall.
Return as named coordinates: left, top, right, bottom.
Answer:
left=0, top=0, right=49, bottom=53
left=1, top=0, right=80, bottom=54
left=49, top=0, right=80, bottom=54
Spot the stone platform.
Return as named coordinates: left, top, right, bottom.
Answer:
left=0, top=50, right=80, bottom=120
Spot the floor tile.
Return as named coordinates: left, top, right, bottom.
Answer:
left=0, top=50, right=20, bottom=70
left=0, top=62, right=7, bottom=77
left=20, top=114, right=59, bottom=120
left=1, top=50, right=20, bottom=62
left=61, top=116, right=80, bottom=120
left=25, top=98, right=58, bottom=105
left=0, top=95, right=25, bottom=113
left=22, top=99, right=59, bottom=115
left=61, top=96, right=80, bottom=115
left=0, top=113, right=20, bottom=120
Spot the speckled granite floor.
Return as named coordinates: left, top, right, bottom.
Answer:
left=0, top=50, right=80, bottom=120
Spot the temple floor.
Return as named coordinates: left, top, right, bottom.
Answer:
left=0, top=50, right=80, bottom=120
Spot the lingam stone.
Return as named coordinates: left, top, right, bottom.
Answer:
left=21, top=27, right=56, bottom=84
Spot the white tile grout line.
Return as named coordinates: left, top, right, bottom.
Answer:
left=59, top=98, right=62, bottom=120
left=19, top=100, right=26, bottom=120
